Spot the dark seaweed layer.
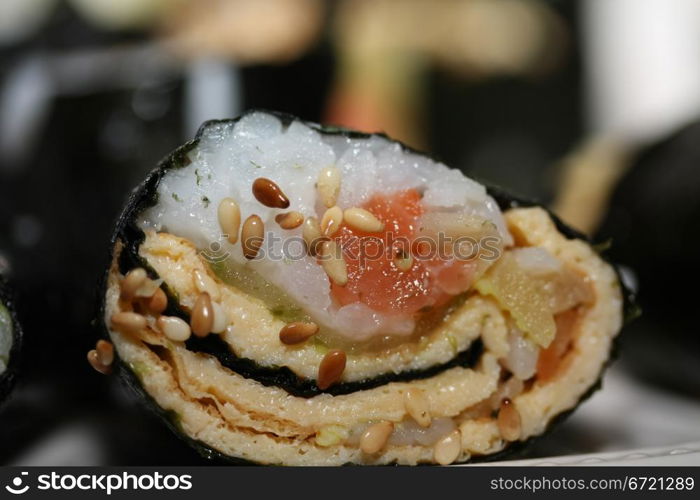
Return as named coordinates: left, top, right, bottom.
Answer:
left=0, top=276, right=23, bottom=406
left=100, top=109, right=637, bottom=464
left=186, top=334, right=483, bottom=398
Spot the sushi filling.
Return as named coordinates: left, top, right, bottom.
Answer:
left=104, top=112, right=623, bottom=465
left=0, top=303, right=12, bottom=376
left=137, top=112, right=510, bottom=344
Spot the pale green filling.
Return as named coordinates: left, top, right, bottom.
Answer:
left=208, top=258, right=311, bottom=324
left=0, top=303, right=12, bottom=375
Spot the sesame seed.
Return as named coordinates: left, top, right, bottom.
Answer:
left=87, top=350, right=111, bottom=375
left=344, top=207, right=385, bottom=233
left=96, top=339, right=114, bottom=366
left=191, top=292, right=214, bottom=337
left=497, top=398, right=522, bottom=441
left=120, top=268, right=147, bottom=301
left=302, top=217, right=327, bottom=256
left=157, top=315, right=191, bottom=342
left=319, top=240, right=348, bottom=286
left=320, top=206, right=343, bottom=236
left=218, top=198, right=241, bottom=244
left=111, top=312, right=147, bottom=335
left=360, top=421, right=394, bottom=454
left=279, top=321, right=319, bottom=345
left=317, top=166, right=341, bottom=208
left=252, top=177, right=290, bottom=208
left=134, top=278, right=163, bottom=298
left=144, top=288, right=168, bottom=315
left=394, top=248, right=414, bottom=272
left=433, top=429, right=462, bottom=465
left=404, top=388, right=431, bottom=427
left=317, top=349, right=346, bottom=390
left=241, top=214, right=264, bottom=259
left=275, top=211, right=304, bottom=230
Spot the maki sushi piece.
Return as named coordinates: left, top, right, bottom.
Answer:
left=0, top=276, right=22, bottom=406
left=101, top=111, right=627, bottom=465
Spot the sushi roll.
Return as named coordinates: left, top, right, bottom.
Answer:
left=99, top=111, right=630, bottom=465
left=0, top=276, right=22, bottom=406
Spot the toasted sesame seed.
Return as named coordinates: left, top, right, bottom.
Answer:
left=433, top=429, right=462, bottom=465
left=193, top=269, right=221, bottom=301
left=211, top=301, right=228, bottom=334
left=320, top=206, right=343, bottom=236
left=317, top=166, right=341, bottom=208
left=218, top=198, right=241, bottom=244
left=404, top=388, right=431, bottom=427
left=87, top=350, right=111, bottom=375
left=344, top=207, right=385, bottom=233
left=191, top=292, right=214, bottom=337
left=96, top=339, right=114, bottom=366
left=145, top=287, right=168, bottom=315
left=279, top=321, right=319, bottom=345
left=121, top=268, right=147, bottom=301
left=360, top=421, right=394, bottom=454
left=111, top=312, right=147, bottom=334
left=252, top=177, right=290, bottom=208
left=394, top=248, right=414, bottom=272
left=302, top=217, right=327, bottom=256
left=275, top=211, right=304, bottom=230
left=241, top=214, right=264, bottom=259
left=157, top=315, right=191, bottom=342
left=497, top=398, right=521, bottom=441
left=317, top=349, right=346, bottom=390
left=134, top=278, right=163, bottom=299
left=319, top=240, right=348, bottom=286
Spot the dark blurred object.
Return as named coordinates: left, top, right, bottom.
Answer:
left=429, top=0, right=581, bottom=203
left=0, top=0, right=332, bottom=465
left=0, top=58, right=190, bottom=465
left=161, top=0, right=324, bottom=63
left=598, top=121, right=700, bottom=398
left=552, top=137, right=630, bottom=235
left=327, top=0, right=570, bottom=153
left=0, top=275, right=22, bottom=411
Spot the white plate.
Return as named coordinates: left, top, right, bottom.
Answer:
left=488, top=441, right=700, bottom=466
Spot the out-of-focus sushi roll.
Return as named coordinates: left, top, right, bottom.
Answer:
left=99, top=111, right=630, bottom=465
left=0, top=276, right=22, bottom=406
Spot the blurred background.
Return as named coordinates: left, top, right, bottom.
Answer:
left=0, top=0, right=699, bottom=465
